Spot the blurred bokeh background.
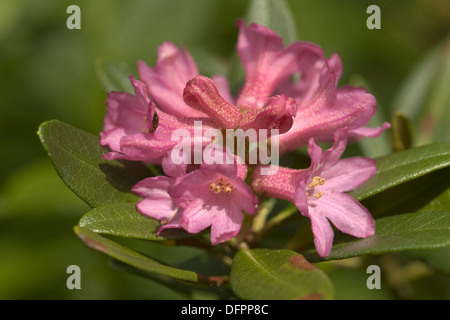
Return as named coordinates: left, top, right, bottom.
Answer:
left=0, top=0, right=449, bottom=299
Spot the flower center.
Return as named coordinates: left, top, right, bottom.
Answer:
left=210, top=177, right=234, bottom=194
left=306, top=176, right=325, bottom=199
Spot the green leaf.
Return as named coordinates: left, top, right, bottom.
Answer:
left=246, top=0, right=297, bottom=45
left=230, top=248, right=334, bottom=300
left=361, top=167, right=450, bottom=218
left=305, top=211, right=450, bottom=262
left=393, top=34, right=450, bottom=146
left=78, top=202, right=190, bottom=240
left=95, top=57, right=134, bottom=93
left=350, top=142, right=450, bottom=201
left=74, top=226, right=200, bottom=283
left=38, top=120, right=151, bottom=208
left=78, top=202, right=162, bottom=240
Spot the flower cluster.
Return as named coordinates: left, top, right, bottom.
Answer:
left=100, top=20, right=389, bottom=257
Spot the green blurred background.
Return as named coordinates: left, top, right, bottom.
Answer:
left=0, top=0, right=449, bottom=299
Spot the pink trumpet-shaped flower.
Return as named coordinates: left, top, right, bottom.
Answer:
left=100, top=76, right=156, bottom=153
left=133, top=148, right=257, bottom=245
left=235, top=20, right=324, bottom=111
left=132, top=153, right=188, bottom=231
left=253, top=129, right=376, bottom=258
left=277, top=53, right=390, bottom=155
left=137, top=42, right=207, bottom=118
left=100, top=76, right=217, bottom=162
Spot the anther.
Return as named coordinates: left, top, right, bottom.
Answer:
left=314, top=191, right=324, bottom=199
left=308, top=176, right=326, bottom=189
left=210, top=177, right=234, bottom=194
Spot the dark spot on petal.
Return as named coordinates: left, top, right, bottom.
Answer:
left=289, top=254, right=316, bottom=270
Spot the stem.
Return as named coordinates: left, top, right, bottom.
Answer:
left=255, top=202, right=298, bottom=242
left=176, top=237, right=233, bottom=267
left=252, top=197, right=277, bottom=233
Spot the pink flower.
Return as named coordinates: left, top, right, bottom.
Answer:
left=253, top=129, right=376, bottom=258
left=137, top=42, right=207, bottom=118
left=132, top=153, right=187, bottom=231
left=277, top=53, right=390, bottom=156
left=100, top=76, right=156, bottom=154
left=133, top=148, right=257, bottom=245
left=183, top=75, right=297, bottom=136
left=100, top=75, right=217, bottom=162
left=235, top=20, right=324, bottom=111
left=101, top=20, right=389, bottom=164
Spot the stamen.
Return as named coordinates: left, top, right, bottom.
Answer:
left=314, top=191, right=324, bottom=199
left=308, top=176, right=326, bottom=189
left=209, top=177, right=234, bottom=194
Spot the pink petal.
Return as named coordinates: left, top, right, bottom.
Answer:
left=158, top=209, right=183, bottom=233
left=210, top=198, right=244, bottom=244
left=108, top=132, right=179, bottom=161
left=307, top=138, right=324, bottom=169
left=132, top=176, right=178, bottom=221
left=232, top=178, right=258, bottom=215
left=100, top=127, right=127, bottom=152
left=239, top=94, right=297, bottom=135
left=198, top=145, right=239, bottom=177
left=320, top=128, right=348, bottom=171
left=181, top=197, right=214, bottom=234
left=348, top=122, right=391, bottom=141
left=137, top=42, right=206, bottom=118
left=293, top=180, right=309, bottom=216
left=183, top=75, right=242, bottom=128
left=100, top=77, right=151, bottom=151
left=278, top=63, right=378, bottom=155
left=253, top=165, right=309, bottom=202
left=161, top=151, right=188, bottom=178
left=322, top=157, right=376, bottom=192
left=136, top=197, right=177, bottom=221
left=328, top=53, right=343, bottom=85
left=106, top=112, right=217, bottom=162
left=168, top=170, right=213, bottom=208
left=308, top=208, right=335, bottom=258
left=316, top=192, right=375, bottom=239
left=212, top=75, right=235, bottom=105
left=235, top=20, right=323, bottom=110
left=295, top=179, right=335, bottom=258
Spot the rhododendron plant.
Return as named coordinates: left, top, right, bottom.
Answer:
left=37, top=1, right=450, bottom=301
left=253, top=129, right=376, bottom=257
left=97, top=19, right=387, bottom=252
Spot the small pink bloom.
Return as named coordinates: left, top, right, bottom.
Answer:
left=277, top=54, right=390, bottom=155
left=133, top=148, right=257, bottom=245
left=137, top=42, right=206, bottom=118
left=100, top=76, right=217, bottom=162
left=253, top=129, right=376, bottom=258
left=169, top=148, right=257, bottom=244
left=183, top=75, right=297, bottom=135
left=239, top=94, right=297, bottom=136
left=100, top=76, right=155, bottom=153
left=235, top=20, right=324, bottom=111
left=132, top=154, right=187, bottom=228
left=183, top=75, right=243, bottom=128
